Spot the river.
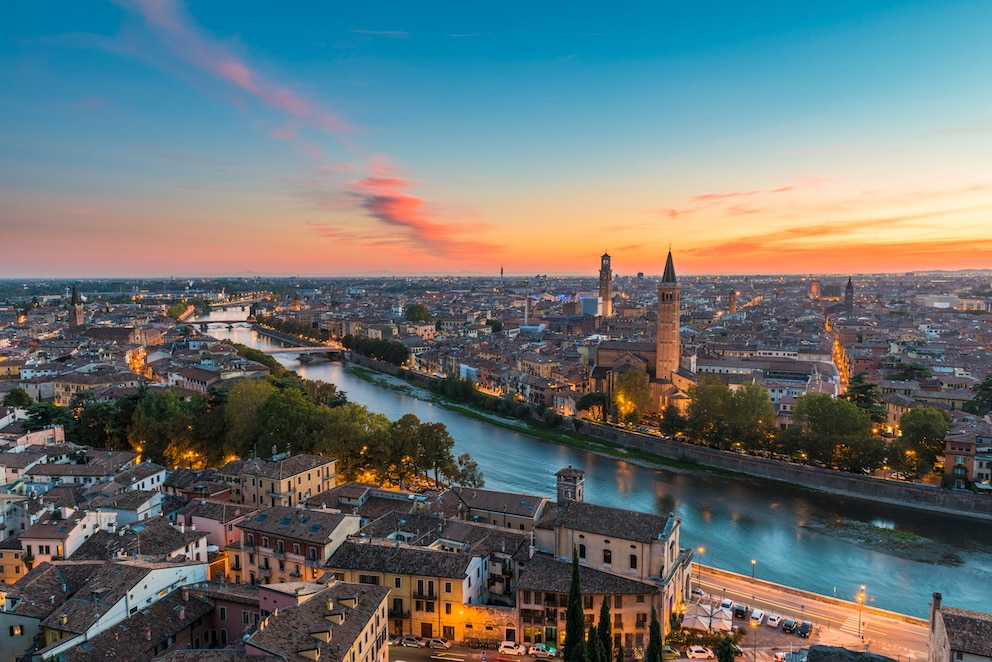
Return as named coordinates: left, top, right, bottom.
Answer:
left=198, top=315, right=992, bottom=618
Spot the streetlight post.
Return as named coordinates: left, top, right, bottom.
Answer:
left=750, top=620, right=758, bottom=662
left=751, top=559, right=756, bottom=583
left=858, top=584, right=866, bottom=640
left=696, top=546, right=704, bottom=590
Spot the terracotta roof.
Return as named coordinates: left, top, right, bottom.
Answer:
left=516, top=553, right=660, bottom=596
left=246, top=581, right=389, bottom=660
left=237, top=506, right=351, bottom=544
left=535, top=500, right=677, bottom=544
left=941, top=606, right=992, bottom=656
left=327, top=539, right=473, bottom=578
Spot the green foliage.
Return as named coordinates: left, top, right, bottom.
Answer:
left=450, top=453, right=485, bottom=487
left=223, top=341, right=290, bottom=378
left=686, top=376, right=733, bottom=446
left=644, top=606, right=662, bottom=662
left=165, top=302, right=189, bottom=320
left=2, top=387, right=32, bottom=407
left=485, top=318, right=503, bottom=333
left=728, top=382, right=777, bottom=450
left=404, top=303, right=432, bottom=322
left=613, top=370, right=652, bottom=424
left=896, top=406, right=952, bottom=475
left=341, top=334, right=409, bottom=365
left=597, top=596, right=613, bottom=662
left=887, top=362, right=930, bottom=381
left=564, top=549, right=584, bottom=662
left=714, top=637, right=736, bottom=662
left=23, top=402, right=75, bottom=432
left=576, top=392, right=607, bottom=421
left=256, top=315, right=334, bottom=343
left=841, top=373, right=887, bottom=424
left=964, top=374, right=992, bottom=416
left=659, top=404, right=686, bottom=436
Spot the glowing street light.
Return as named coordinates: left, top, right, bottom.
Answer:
left=696, top=546, right=705, bottom=589
left=858, top=584, right=866, bottom=640
left=750, top=619, right=758, bottom=662
left=751, top=559, right=756, bottom=583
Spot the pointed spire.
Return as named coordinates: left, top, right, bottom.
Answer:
left=661, top=250, right=677, bottom=283
left=70, top=284, right=80, bottom=306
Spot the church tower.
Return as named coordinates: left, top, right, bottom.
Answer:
left=598, top=251, right=613, bottom=317
left=728, top=289, right=737, bottom=314
left=845, top=276, right=854, bottom=312
left=69, top=284, right=84, bottom=327
left=556, top=466, right=584, bottom=503
left=655, top=250, right=680, bottom=381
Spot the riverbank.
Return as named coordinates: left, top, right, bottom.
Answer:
left=341, top=359, right=992, bottom=524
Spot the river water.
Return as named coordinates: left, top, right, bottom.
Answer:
left=199, top=315, right=992, bottom=618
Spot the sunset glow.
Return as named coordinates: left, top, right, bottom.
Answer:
left=2, top=1, right=991, bottom=277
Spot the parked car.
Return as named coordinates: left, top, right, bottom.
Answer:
left=662, top=646, right=682, bottom=660
left=733, top=604, right=748, bottom=619
left=691, top=587, right=708, bottom=599
left=749, top=608, right=764, bottom=625
left=687, top=646, right=715, bottom=659
left=529, top=645, right=554, bottom=658
left=797, top=621, right=813, bottom=638
left=720, top=598, right=734, bottom=611
left=732, top=644, right=744, bottom=657
left=388, top=634, right=401, bottom=646
left=781, top=618, right=798, bottom=633
left=766, top=614, right=782, bottom=628
left=498, top=641, right=527, bottom=656
left=427, top=638, right=451, bottom=650
left=400, top=635, right=425, bottom=647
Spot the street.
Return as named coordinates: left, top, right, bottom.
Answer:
left=696, top=566, right=928, bottom=661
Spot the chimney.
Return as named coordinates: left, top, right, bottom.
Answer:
left=178, top=606, right=185, bottom=620
left=145, top=627, right=152, bottom=641
left=931, top=592, right=942, bottom=632
left=182, top=587, right=189, bottom=602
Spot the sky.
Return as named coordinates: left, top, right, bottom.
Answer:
left=2, top=1, right=992, bottom=278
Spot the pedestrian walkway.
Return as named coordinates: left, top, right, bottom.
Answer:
left=837, top=614, right=864, bottom=637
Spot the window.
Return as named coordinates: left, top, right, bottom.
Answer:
left=603, top=549, right=612, bottom=564
left=636, top=595, right=645, bottom=603
left=358, top=574, right=381, bottom=585
left=247, top=534, right=254, bottom=547
left=294, top=543, right=301, bottom=555
left=445, top=581, right=452, bottom=593
left=578, top=544, right=586, bottom=560
left=277, top=540, right=284, bottom=553
left=242, top=610, right=250, bottom=624
left=445, top=603, right=452, bottom=615
left=583, top=596, right=593, bottom=610
left=523, top=590, right=531, bottom=605
left=220, top=606, right=227, bottom=620
left=614, top=595, right=622, bottom=609
left=9, top=625, right=23, bottom=636
left=630, top=555, right=637, bottom=570
left=262, top=536, right=269, bottom=548
left=394, top=577, right=401, bottom=589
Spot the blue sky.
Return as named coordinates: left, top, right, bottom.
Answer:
left=2, top=1, right=991, bottom=277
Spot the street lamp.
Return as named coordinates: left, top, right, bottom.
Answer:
left=751, top=559, right=756, bottom=583
left=750, top=620, right=758, bottom=662
left=858, top=584, right=866, bottom=640
left=696, top=546, right=705, bottom=589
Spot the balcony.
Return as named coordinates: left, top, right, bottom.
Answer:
left=412, top=591, right=438, bottom=600
left=273, top=550, right=285, bottom=560
left=305, top=557, right=322, bottom=568
left=388, top=608, right=411, bottom=619
left=259, top=566, right=272, bottom=578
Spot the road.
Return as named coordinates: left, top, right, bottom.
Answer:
left=696, top=566, right=928, bottom=661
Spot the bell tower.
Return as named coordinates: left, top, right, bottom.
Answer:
left=655, top=249, right=680, bottom=381
left=69, top=284, right=84, bottom=327
left=598, top=251, right=613, bottom=317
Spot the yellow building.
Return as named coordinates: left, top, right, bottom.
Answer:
left=238, top=454, right=337, bottom=508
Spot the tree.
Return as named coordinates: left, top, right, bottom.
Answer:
left=842, top=373, right=886, bottom=425
left=597, top=596, right=613, bottom=662
left=224, top=379, right=277, bottom=458
left=613, top=369, right=652, bottom=424
left=254, top=387, right=316, bottom=456
left=576, top=392, right=607, bottom=421
left=888, top=362, right=930, bottom=382
left=686, top=376, right=732, bottom=446
left=485, top=318, right=503, bottom=333
left=449, top=453, right=485, bottom=487
left=897, top=406, right=951, bottom=475
left=404, top=303, right=432, bottom=322
left=587, top=624, right=602, bottom=662
left=2, top=387, right=32, bottom=407
left=659, top=404, right=685, bottom=437
left=564, top=549, right=584, bottom=662
left=728, top=382, right=777, bottom=450
left=714, top=636, right=736, bottom=662
left=644, top=606, right=662, bottom=662
left=166, top=301, right=188, bottom=320
left=23, top=401, right=74, bottom=432
left=964, top=374, right=992, bottom=416
left=417, top=422, right=456, bottom=488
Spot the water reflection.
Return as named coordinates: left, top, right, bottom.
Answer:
left=199, top=315, right=992, bottom=617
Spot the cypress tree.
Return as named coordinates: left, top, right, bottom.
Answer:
left=564, top=548, right=585, bottom=662
left=644, top=606, right=662, bottom=662
left=597, top=596, right=613, bottom=662
left=587, top=624, right=602, bottom=662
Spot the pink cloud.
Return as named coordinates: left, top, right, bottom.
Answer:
left=117, top=0, right=351, bottom=136
left=691, top=186, right=794, bottom=202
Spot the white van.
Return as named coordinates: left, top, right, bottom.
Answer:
left=749, top=609, right=764, bottom=625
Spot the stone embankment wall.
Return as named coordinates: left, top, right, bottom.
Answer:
left=581, top=423, right=992, bottom=521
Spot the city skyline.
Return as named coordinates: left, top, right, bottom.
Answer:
left=3, top=1, right=992, bottom=278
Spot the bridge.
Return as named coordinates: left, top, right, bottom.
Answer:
left=258, top=346, right=343, bottom=354
left=193, top=319, right=255, bottom=331
left=209, top=297, right=268, bottom=308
